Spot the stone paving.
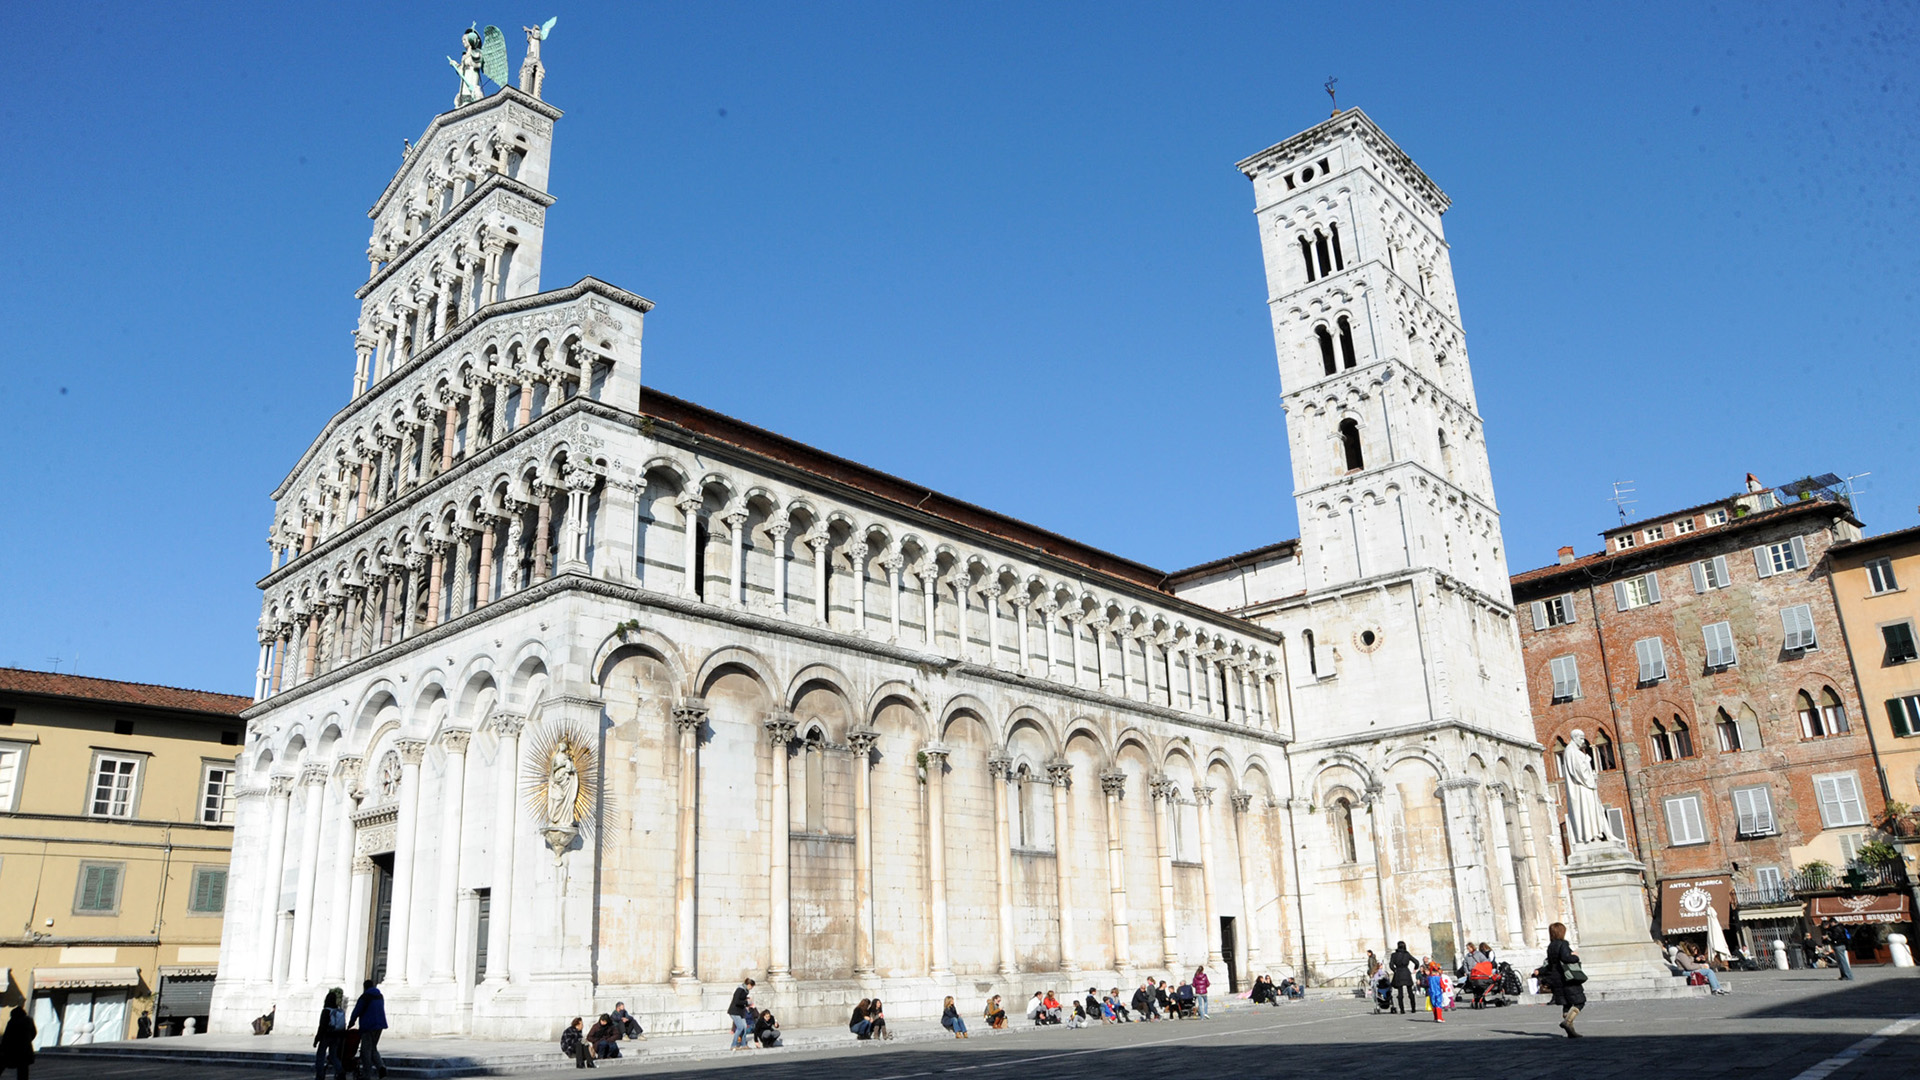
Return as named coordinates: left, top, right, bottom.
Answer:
left=32, top=968, right=1920, bottom=1079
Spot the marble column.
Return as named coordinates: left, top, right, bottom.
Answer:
left=345, top=856, right=375, bottom=985
left=920, top=563, right=937, bottom=647
left=386, top=739, right=427, bottom=985
left=256, top=775, right=294, bottom=983
left=809, top=535, right=831, bottom=624
left=924, top=745, right=953, bottom=977
left=671, top=700, right=708, bottom=985
left=484, top=712, right=525, bottom=983
left=1151, top=778, right=1180, bottom=968
left=679, top=497, right=704, bottom=600
left=1047, top=761, right=1077, bottom=974
left=562, top=470, right=596, bottom=574
left=1067, top=613, right=1086, bottom=688
left=1093, top=622, right=1109, bottom=690
left=885, top=557, right=904, bottom=641
left=764, top=712, right=797, bottom=981
left=1229, top=792, right=1264, bottom=975
left=426, top=543, right=447, bottom=628
left=1487, top=784, right=1528, bottom=948
left=1040, top=605, right=1059, bottom=678
left=1100, top=770, right=1132, bottom=974
left=1013, top=597, right=1032, bottom=673
left=323, top=757, right=363, bottom=982
left=431, top=729, right=473, bottom=982
left=287, top=764, right=330, bottom=984
left=989, top=752, right=1017, bottom=975
left=850, top=727, right=879, bottom=977
left=475, top=517, right=497, bottom=605
left=504, top=512, right=525, bottom=594
left=1183, top=650, right=1198, bottom=711
left=1193, top=785, right=1224, bottom=968
left=725, top=510, right=748, bottom=605
left=768, top=522, right=791, bottom=614
left=980, top=584, right=1000, bottom=666
left=531, top=491, right=554, bottom=582
left=952, top=573, right=972, bottom=658
left=1115, top=626, right=1131, bottom=698
left=849, top=543, right=869, bottom=633
left=1438, top=778, right=1495, bottom=953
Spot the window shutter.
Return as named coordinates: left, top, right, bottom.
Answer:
left=1755, top=546, right=1773, bottom=578
left=1645, top=572, right=1661, bottom=603
left=1691, top=561, right=1709, bottom=593
left=1613, top=580, right=1629, bottom=611
left=1635, top=639, right=1653, bottom=681
left=1713, top=555, right=1730, bottom=586
left=1650, top=639, right=1667, bottom=680
left=1566, top=658, right=1580, bottom=699
left=1733, top=789, right=1756, bottom=835
left=1605, top=807, right=1626, bottom=840
left=1753, top=788, right=1775, bottom=834
left=1893, top=699, right=1916, bottom=739
left=1790, top=535, right=1808, bottom=568
left=1563, top=593, right=1579, bottom=622
left=1816, top=777, right=1841, bottom=827
left=1834, top=774, right=1864, bottom=825
left=1685, top=798, right=1705, bottom=843
left=1531, top=601, right=1547, bottom=631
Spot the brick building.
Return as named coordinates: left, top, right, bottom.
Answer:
left=1511, top=475, right=1890, bottom=958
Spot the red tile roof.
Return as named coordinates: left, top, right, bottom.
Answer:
left=1511, top=499, right=1856, bottom=589
left=0, top=667, right=250, bottom=717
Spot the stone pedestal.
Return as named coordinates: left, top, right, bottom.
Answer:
left=1562, top=842, right=1704, bottom=1000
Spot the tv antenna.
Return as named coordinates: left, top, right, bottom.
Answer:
left=1608, top=480, right=1638, bottom=524
left=1325, top=76, right=1339, bottom=114
left=1841, top=471, right=1872, bottom=519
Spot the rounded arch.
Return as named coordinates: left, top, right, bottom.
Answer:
left=864, top=681, right=929, bottom=738
left=591, top=627, right=690, bottom=696
left=779, top=660, right=851, bottom=712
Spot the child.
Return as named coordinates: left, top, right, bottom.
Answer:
left=1425, top=961, right=1447, bottom=1023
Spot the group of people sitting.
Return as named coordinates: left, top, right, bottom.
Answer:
left=1248, top=974, right=1302, bottom=1004
left=1665, top=942, right=1731, bottom=995
left=727, top=980, right=783, bottom=1051
left=849, top=998, right=891, bottom=1040
left=559, top=1003, right=646, bottom=1068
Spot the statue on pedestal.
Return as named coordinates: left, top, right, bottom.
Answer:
left=449, top=27, right=485, bottom=107
left=1563, top=728, right=1613, bottom=845
left=521, top=17, right=557, bottom=99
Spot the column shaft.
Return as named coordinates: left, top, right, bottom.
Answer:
left=1152, top=784, right=1179, bottom=968
left=766, top=719, right=794, bottom=979
left=484, top=719, right=522, bottom=982
left=432, top=734, right=471, bottom=981
left=851, top=731, right=877, bottom=976
left=926, top=749, right=952, bottom=977
left=1049, top=767, right=1077, bottom=973
left=1101, top=775, right=1131, bottom=973
left=990, top=758, right=1017, bottom=975
left=1194, top=788, right=1223, bottom=968
left=287, top=770, right=328, bottom=983
left=256, top=781, right=293, bottom=983
left=672, top=705, right=705, bottom=982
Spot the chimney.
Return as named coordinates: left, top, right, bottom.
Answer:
left=1558, top=546, right=1576, bottom=565
left=1746, top=472, right=1765, bottom=494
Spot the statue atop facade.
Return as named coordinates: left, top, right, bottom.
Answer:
left=1562, top=728, right=1612, bottom=845
left=521, top=17, right=557, bottom=99
left=449, top=27, right=485, bottom=107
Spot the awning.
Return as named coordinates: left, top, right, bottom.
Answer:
left=31, top=965, right=142, bottom=990
left=1810, top=893, right=1912, bottom=925
left=1738, top=902, right=1807, bottom=921
left=158, top=965, right=219, bottom=978
left=1659, top=876, right=1734, bottom=934
left=0, top=968, right=10, bottom=992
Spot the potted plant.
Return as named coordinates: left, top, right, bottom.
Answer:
left=1879, top=801, right=1919, bottom=838
left=1799, top=860, right=1835, bottom=889
left=1857, top=841, right=1901, bottom=869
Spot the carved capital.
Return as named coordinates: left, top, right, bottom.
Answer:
left=564, top=467, right=599, bottom=493
left=333, top=754, right=365, bottom=786
left=672, top=699, right=710, bottom=732
left=395, top=738, right=428, bottom=766
left=440, top=727, right=474, bottom=754
left=1150, top=776, right=1179, bottom=802
left=1045, top=760, right=1073, bottom=788
left=352, top=855, right=377, bottom=874
left=847, top=726, right=881, bottom=755
left=1192, top=783, right=1216, bottom=805
left=764, top=710, right=798, bottom=747
left=490, top=709, right=528, bottom=738
left=299, top=763, right=330, bottom=788
left=676, top=495, right=704, bottom=515
left=1099, top=769, right=1127, bottom=798
left=1229, top=791, right=1255, bottom=813
left=920, top=744, right=951, bottom=767
left=987, top=752, right=1013, bottom=780
left=268, top=774, right=295, bottom=799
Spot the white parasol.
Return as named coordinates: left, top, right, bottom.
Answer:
left=1703, top=899, right=1731, bottom=963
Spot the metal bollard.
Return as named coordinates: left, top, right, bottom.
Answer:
left=1772, top=938, right=1790, bottom=970
left=1891, top=933, right=1915, bottom=968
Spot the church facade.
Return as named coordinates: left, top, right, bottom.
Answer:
left=211, top=44, right=1563, bottom=1037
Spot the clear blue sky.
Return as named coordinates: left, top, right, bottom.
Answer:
left=2, top=2, right=1915, bottom=695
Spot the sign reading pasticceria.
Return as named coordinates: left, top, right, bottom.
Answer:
left=1810, top=894, right=1912, bottom=925
left=1659, top=876, right=1734, bottom=934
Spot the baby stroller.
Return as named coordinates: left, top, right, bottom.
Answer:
left=1463, top=960, right=1497, bottom=1008
left=1370, top=974, right=1393, bottom=1014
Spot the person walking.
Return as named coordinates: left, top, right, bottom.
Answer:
left=1388, top=942, right=1417, bottom=1015
left=1824, top=920, right=1856, bottom=980
left=1538, top=922, right=1587, bottom=1038
left=1192, top=967, right=1212, bottom=1019
left=0, top=1006, right=36, bottom=1080
left=348, top=979, right=389, bottom=1079
left=729, top=978, right=756, bottom=1049
left=312, top=989, right=349, bottom=1080
left=941, top=996, right=969, bottom=1038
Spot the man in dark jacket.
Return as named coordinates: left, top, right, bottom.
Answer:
left=349, top=979, right=390, bottom=1079
left=1389, top=942, right=1418, bottom=1014
left=1130, top=982, right=1155, bottom=1021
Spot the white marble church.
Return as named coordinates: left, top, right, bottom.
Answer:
left=211, top=31, right=1564, bottom=1037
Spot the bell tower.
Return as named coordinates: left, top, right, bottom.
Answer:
left=1237, top=109, right=1507, bottom=598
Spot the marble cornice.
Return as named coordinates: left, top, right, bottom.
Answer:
left=357, top=174, right=557, bottom=300
left=371, top=86, right=564, bottom=218
left=1288, top=718, right=1542, bottom=757
left=1276, top=565, right=1515, bottom=620
left=247, top=571, right=1291, bottom=751
left=271, top=277, right=654, bottom=500
left=1236, top=107, right=1450, bottom=214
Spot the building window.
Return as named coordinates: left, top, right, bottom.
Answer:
left=1651, top=717, right=1695, bottom=762
left=1813, top=772, right=1867, bottom=828
left=74, top=861, right=125, bottom=914
left=1781, top=604, right=1819, bottom=652
left=1316, top=325, right=1337, bottom=376
left=187, top=867, right=228, bottom=914
left=89, top=754, right=141, bottom=819
left=1674, top=518, right=1696, bottom=535
left=1339, top=418, right=1365, bottom=471
left=1635, top=637, right=1668, bottom=684
left=1530, top=594, right=1576, bottom=630
left=1884, top=621, right=1919, bottom=665
left=1331, top=797, right=1358, bottom=864
left=1888, top=695, right=1920, bottom=738
left=0, top=742, right=24, bottom=812
left=1754, top=865, right=1785, bottom=898
left=1691, top=555, right=1731, bottom=592
left=1645, top=526, right=1665, bottom=542
left=1705, top=508, right=1728, bottom=526
left=1755, top=536, right=1809, bottom=578
left=1337, top=315, right=1357, bottom=368
left=1703, top=621, right=1738, bottom=670
left=1866, top=557, right=1899, bottom=594
left=1664, top=795, right=1707, bottom=846
left=1715, top=708, right=1743, bottom=752
left=803, top=730, right=826, bottom=832
left=200, top=765, right=236, bottom=825
left=1614, top=573, right=1661, bottom=611
left=1549, top=655, right=1580, bottom=702
left=1818, top=688, right=1850, bottom=735
left=375, top=752, right=403, bottom=804
left=1605, top=807, right=1627, bottom=839
left=1615, top=533, right=1636, bottom=551
left=1592, top=731, right=1618, bottom=770
left=1732, top=786, right=1777, bottom=838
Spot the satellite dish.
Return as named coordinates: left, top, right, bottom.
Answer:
left=480, top=25, right=510, bottom=88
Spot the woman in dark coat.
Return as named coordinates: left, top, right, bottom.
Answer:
left=0, top=1007, right=36, bottom=1080
left=1538, top=921, right=1587, bottom=1038
left=1388, top=941, right=1417, bottom=1014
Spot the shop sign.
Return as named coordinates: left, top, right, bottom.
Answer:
left=1659, top=876, right=1733, bottom=934
left=1809, top=893, right=1911, bottom=925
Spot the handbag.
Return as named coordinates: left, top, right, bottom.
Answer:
left=1560, top=959, right=1589, bottom=984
